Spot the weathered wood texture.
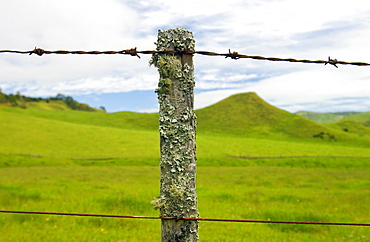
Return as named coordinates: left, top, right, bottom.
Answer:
left=150, top=28, right=199, bottom=241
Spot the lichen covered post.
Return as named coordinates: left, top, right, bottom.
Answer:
left=150, top=28, right=199, bottom=241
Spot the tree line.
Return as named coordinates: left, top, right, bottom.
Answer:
left=0, top=88, right=105, bottom=112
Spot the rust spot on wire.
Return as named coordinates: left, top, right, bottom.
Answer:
left=124, top=47, right=140, bottom=58
left=29, top=47, right=45, bottom=56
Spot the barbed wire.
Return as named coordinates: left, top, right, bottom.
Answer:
left=0, top=210, right=369, bottom=227
left=1, top=47, right=370, bottom=67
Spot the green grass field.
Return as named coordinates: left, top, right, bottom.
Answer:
left=0, top=165, right=369, bottom=241
left=0, top=93, right=369, bottom=241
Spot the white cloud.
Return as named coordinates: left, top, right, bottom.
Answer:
left=0, top=0, right=140, bottom=48
left=138, top=107, right=159, bottom=113
left=195, top=67, right=370, bottom=112
left=1, top=0, right=370, bottom=112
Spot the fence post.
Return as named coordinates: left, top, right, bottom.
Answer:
left=150, top=28, right=199, bottom=241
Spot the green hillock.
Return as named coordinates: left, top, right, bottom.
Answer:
left=2, top=91, right=367, bottom=144
left=0, top=107, right=158, bottom=131
left=345, top=111, right=370, bottom=127
left=196, top=92, right=351, bottom=141
left=0, top=109, right=159, bottom=162
left=1, top=92, right=370, bottom=167
left=295, top=111, right=359, bottom=124
left=326, top=119, right=370, bottom=137
left=0, top=91, right=104, bottom=113
left=0, top=99, right=73, bottom=111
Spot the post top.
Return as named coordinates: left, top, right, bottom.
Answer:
left=156, top=28, right=195, bottom=51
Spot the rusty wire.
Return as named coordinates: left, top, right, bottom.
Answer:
left=0, top=210, right=369, bottom=227
left=1, top=47, right=369, bottom=67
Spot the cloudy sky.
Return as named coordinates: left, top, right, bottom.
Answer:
left=1, top=0, right=370, bottom=113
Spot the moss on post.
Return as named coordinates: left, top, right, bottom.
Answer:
left=150, top=28, right=199, bottom=241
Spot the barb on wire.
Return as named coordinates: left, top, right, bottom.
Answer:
left=0, top=210, right=369, bottom=227
left=123, top=47, right=140, bottom=58
left=1, top=47, right=370, bottom=67
left=29, top=47, right=44, bottom=56
left=225, top=49, right=240, bottom=60
left=325, top=56, right=338, bottom=68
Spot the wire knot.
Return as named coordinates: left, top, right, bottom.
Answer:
left=225, top=49, right=240, bottom=60
left=325, top=56, right=338, bottom=68
left=124, top=47, right=140, bottom=59
left=30, top=47, right=45, bottom=56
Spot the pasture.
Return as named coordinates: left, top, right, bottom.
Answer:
left=0, top=101, right=369, bottom=241
left=0, top=164, right=369, bottom=241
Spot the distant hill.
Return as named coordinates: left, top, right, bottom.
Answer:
left=0, top=91, right=105, bottom=113
left=1, top=91, right=370, bottom=166
left=195, top=92, right=355, bottom=141
left=325, top=119, right=370, bottom=137
left=344, top=112, right=370, bottom=127
left=295, top=111, right=361, bottom=124
left=0, top=107, right=160, bottom=163
left=1, top=91, right=369, bottom=145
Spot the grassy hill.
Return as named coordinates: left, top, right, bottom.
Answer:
left=2, top=92, right=365, bottom=142
left=0, top=99, right=72, bottom=110
left=0, top=108, right=160, bottom=167
left=296, top=110, right=370, bottom=139
left=0, top=91, right=105, bottom=112
left=1, top=92, right=370, bottom=168
left=296, top=111, right=360, bottom=124
left=196, top=92, right=360, bottom=142
left=0, top=99, right=71, bottom=110
left=325, top=119, right=370, bottom=137
left=345, top=111, right=370, bottom=127
left=0, top=105, right=158, bottom=131
left=1, top=106, right=370, bottom=168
